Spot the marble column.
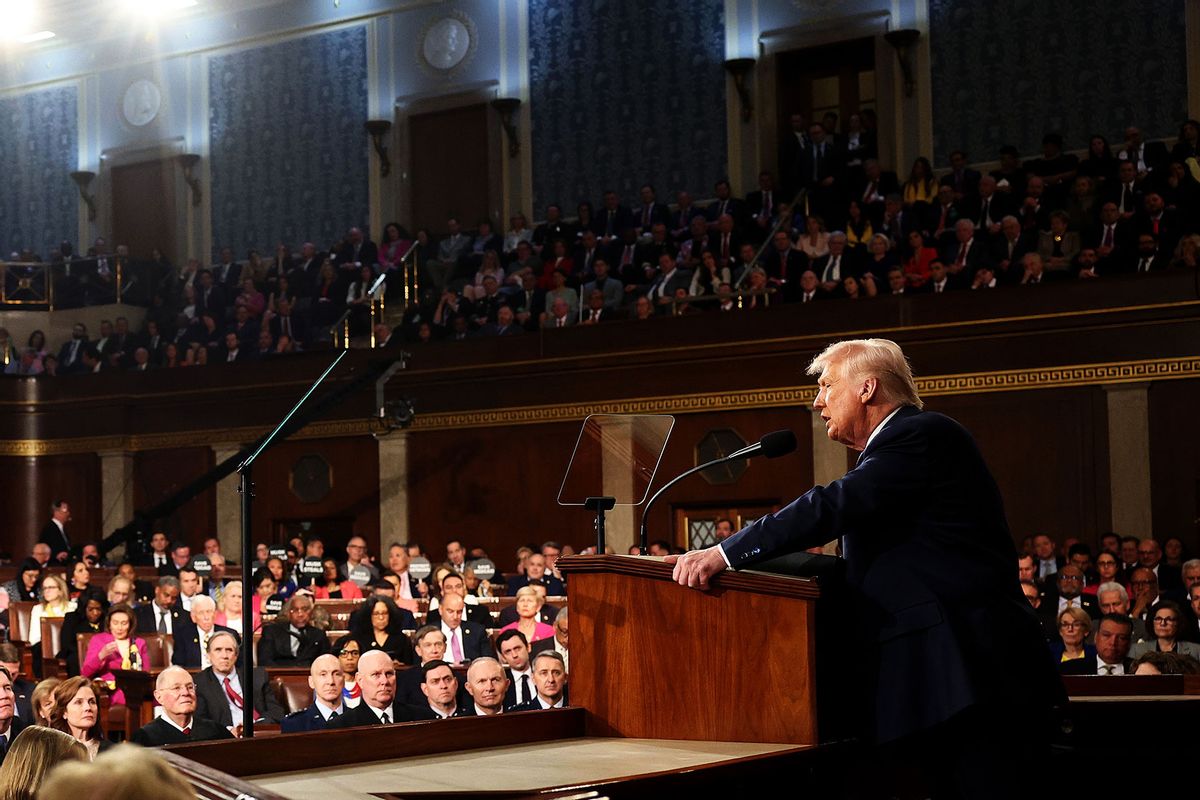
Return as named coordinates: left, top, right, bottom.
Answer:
left=1105, top=384, right=1152, bottom=536
left=99, top=450, right=136, bottom=562
left=378, top=432, right=409, bottom=546
left=212, top=445, right=244, bottom=558
left=810, top=409, right=848, bottom=555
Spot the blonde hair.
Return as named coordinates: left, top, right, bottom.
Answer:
left=807, top=338, right=923, bottom=410
left=514, top=585, right=545, bottom=609
left=39, top=574, right=70, bottom=610
left=1057, top=605, right=1092, bottom=636
left=0, top=727, right=88, bottom=800
left=37, top=744, right=195, bottom=800
left=31, top=678, right=62, bottom=726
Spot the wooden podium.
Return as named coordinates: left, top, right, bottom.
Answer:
left=559, top=554, right=821, bottom=745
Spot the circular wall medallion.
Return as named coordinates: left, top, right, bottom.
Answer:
left=122, top=79, right=162, bottom=127
left=417, top=12, right=478, bottom=76
left=289, top=454, right=332, bottom=504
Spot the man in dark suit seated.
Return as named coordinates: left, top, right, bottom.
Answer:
left=135, top=577, right=193, bottom=641
left=458, top=657, right=509, bottom=716
left=257, top=594, right=331, bottom=667
left=398, top=626, right=446, bottom=702
left=632, top=184, right=670, bottom=236
left=505, top=553, right=565, bottom=597
left=1037, top=566, right=1099, bottom=633
left=193, top=631, right=284, bottom=733
left=172, top=595, right=235, bottom=669
left=419, top=660, right=461, bottom=718
left=856, top=160, right=901, bottom=226
left=134, top=531, right=171, bottom=570
left=1020, top=580, right=1059, bottom=643
left=268, top=297, right=309, bottom=347
left=158, top=541, right=191, bottom=577
left=436, top=594, right=490, bottom=665
left=0, top=667, right=27, bottom=766
left=1060, top=614, right=1136, bottom=676
left=325, top=650, right=436, bottom=728
left=510, top=650, right=569, bottom=711
left=38, top=500, right=73, bottom=563
left=496, top=630, right=535, bottom=709
left=281, top=653, right=347, bottom=733
left=0, top=648, right=34, bottom=725
left=425, top=572, right=491, bottom=628
left=666, top=338, right=1062, bottom=797
left=131, top=666, right=233, bottom=746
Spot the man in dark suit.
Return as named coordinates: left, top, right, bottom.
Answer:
left=38, top=500, right=73, bottom=563
left=425, top=573, right=491, bottom=627
left=193, top=270, right=226, bottom=326
left=0, top=667, right=27, bottom=765
left=135, top=530, right=172, bottom=570
left=509, top=650, right=569, bottom=711
left=0, top=650, right=33, bottom=726
left=457, top=657, right=510, bottom=716
left=496, top=630, right=535, bottom=709
left=759, top=230, right=807, bottom=286
left=666, top=338, right=1062, bottom=797
left=131, top=666, right=234, bottom=745
left=193, top=631, right=283, bottom=731
left=643, top=254, right=692, bottom=314
left=1086, top=202, right=1136, bottom=275
left=333, top=227, right=380, bottom=272
left=325, top=650, right=437, bottom=728
left=856, top=160, right=901, bottom=227
left=268, top=296, right=308, bottom=345
left=436, top=593, right=490, bottom=664
left=798, top=124, right=844, bottom=226
left=939, top=150, right=982, bottom=203
left=745, top=172, right=781, bottom=243
left=56, top=323, right=91, bottom=375
left=157, top=541, right=192, bottom=578
left=632, top=184, right=670, bottom=235
left=172, top=595, right=235, bottom=669
left=257, top=594, right=331, bottom=667
left=1101, top=159, right=1144, bottom=218
left=810, top=233, right=857, bottom=294
left=135, top=577, right=193, bottom=641
left=1036, top=566, right=1100, bottom=631
left=281, top=653, right=347, bottom=733
left=1059, top=615, right=1136, bottom=676
left=594, top=190, right=633, bottom=244
left=212, top=247, right=242, bottom=293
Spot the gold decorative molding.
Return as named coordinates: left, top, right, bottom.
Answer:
left=411, top=356, right=1200, bottom=433
left=0, top=357, right=1196, bottom=453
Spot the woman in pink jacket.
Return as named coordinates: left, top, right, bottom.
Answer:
left=81, top=604, right=146, bottom=706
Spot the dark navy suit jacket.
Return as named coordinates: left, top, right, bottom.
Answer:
left=719, top=405, right=1063, bottom=743
left=281, top=702, right=339, bottom=733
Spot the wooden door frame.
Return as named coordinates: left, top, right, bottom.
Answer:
left=672, top=500, right=780, bottom=550
left=99, top=140, right=190, bottom=265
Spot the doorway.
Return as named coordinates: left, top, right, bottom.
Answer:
left=673, top=504, right=778, bottom=550
left=110, top=159, right=178, bottom=263
left=408, top=104, right=492, bottom=237
left=275, top=517, right=356, bottom=562
left=776, top=36, right=878, bottom=180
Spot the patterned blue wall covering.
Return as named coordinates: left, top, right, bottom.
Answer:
left=929, top=0, right=1188, bottom=164
left=209, top=26, right=369, bottom=259
left=528, top=0, right=727, bottom=213
left=0, top=85, right=78, bottom=260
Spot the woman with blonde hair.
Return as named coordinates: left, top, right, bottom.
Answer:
left=30, top=678, right=61, bottom=726
left=497, top=586, right=555, bottom=644
left=49, top=676, right=112, bottom=760
left=29, top=574, right=75, bottom=675
left=0, top=726, right=87, bottom=800
left=38, top=743, right=195, bottom=800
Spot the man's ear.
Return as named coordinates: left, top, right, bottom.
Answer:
left=859, top=377, right=879, bottom=404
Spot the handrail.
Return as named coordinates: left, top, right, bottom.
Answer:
left=733, top=187, right=807, bottom=291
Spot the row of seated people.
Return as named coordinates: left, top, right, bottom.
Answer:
left=1014, top=533, right=1200, bottom=675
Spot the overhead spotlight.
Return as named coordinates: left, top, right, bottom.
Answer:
left=17, top=31, right=55, bottom=44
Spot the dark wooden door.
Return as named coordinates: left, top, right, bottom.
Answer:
left=409, top=104, right=490, bottom=236
left=110, top=159, right=177, bottom=262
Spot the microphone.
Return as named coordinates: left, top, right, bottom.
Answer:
left=638, top=430, right=797, bottom=555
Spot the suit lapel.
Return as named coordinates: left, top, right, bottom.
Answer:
left=855, top=405, right=921, bottom=467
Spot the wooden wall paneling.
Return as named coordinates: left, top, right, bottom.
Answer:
left=1149, top=379, right=1200, bottom=550
left=923, top=388, right=1110, bottom=547
left=133, top=447, right=217, bottom=549
left=0, top=454, right=100, bottom=562
left=247, top=438, right=381, bottom=561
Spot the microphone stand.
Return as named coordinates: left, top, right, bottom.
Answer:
left=638, top=454, right=736, bottom=555
left=234, top=348, right=349, bottom=738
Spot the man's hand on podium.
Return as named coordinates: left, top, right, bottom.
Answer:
left=664, top=546, right=728, bottom=590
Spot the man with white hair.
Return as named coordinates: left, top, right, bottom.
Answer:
left=1096, top=580, right=1149, bottom=642
left=193, top=630, right=284, bottom=733
left=459, top=657, right=510, bottom=716
left=325, top=649, right=435, bottom=728
left=173, top=594, right=235, bottom=669
left=667, top=338, right=1062, bottom=797
left=132, top=666, right=233, bottom=745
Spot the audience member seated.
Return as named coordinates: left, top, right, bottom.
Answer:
left=457, top=657, right=509, bottom=717
left=281, top=653, right=346, bottom=733
left=131, top=666, right=233, bottom=745
left=1060, top=614, right=1136, bottom=676
left=434, top=593, right=489, bottom=666
left=57, top=588, right=107, bottom=677
left=495, top=629, right=535, bottom=708
left=40, top=743, right=195, bottom=800
left=510, top=650, right=569, bottom=711
left=213, top=579, right=255, bottom=632
left=133, top=576, right=189, bottom=640
left=504, top=552, right=565, bottom=596
left=332, top=635, right=362, bottom=708
left=398, top=626, right=447, bottom=705
left=348, top=596, right=416, bottom=665
left=81, top=604, right=146, bottom=706
left=311, top=556, right=364, bottom=599
left=29, top=574, right=74, bottom=663
left=48, top=675, right=112, bottom=760
left=29, top=679, right=59, bottom=727
left=427, top=572, right=490, bottom=627
left=257, top=594, right=330, bottom=667
left=194, top=631, right=283, bottom=734
left=324, top=650, right=436, bottom=728
left=1095, top=581, right=1149, bottom=642
left=2, top=559, right=42, bottom=604
left=0, top=647, right=33, bottom=727
left=1049, top=606, right=1094, bottom=670
left=498, top=586, right=555, bottom=646
left=498, top=583, right=555, bottom=627
left=531, top=606, right=569, bottom=672
left=1131, top=650, right=1200, bottom=676
left=172, top=595, right=234, bottom=670
left=0, top=726, right=85, bottom=792
left=1129, top=600, right=1200, bottom=661
left=419, top=660, right=461, bottom=719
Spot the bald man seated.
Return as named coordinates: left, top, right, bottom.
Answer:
left=131, top=666, right=234, bottom=746
left=324, top=650, right=437, bottom=728
left=457, top=657, right=510, bottom=716
left=281, top=654, right=347, bottom=733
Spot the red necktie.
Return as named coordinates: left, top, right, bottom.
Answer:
left=1152, top=218, right=1160, bottom=235
left=182, top=726, right=191, bottom=735
left=224, top=676, right=243, bottom=708
left=1103, top=226, right=1113, bottom=248
left=956, top=243, right=967, bottom=266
